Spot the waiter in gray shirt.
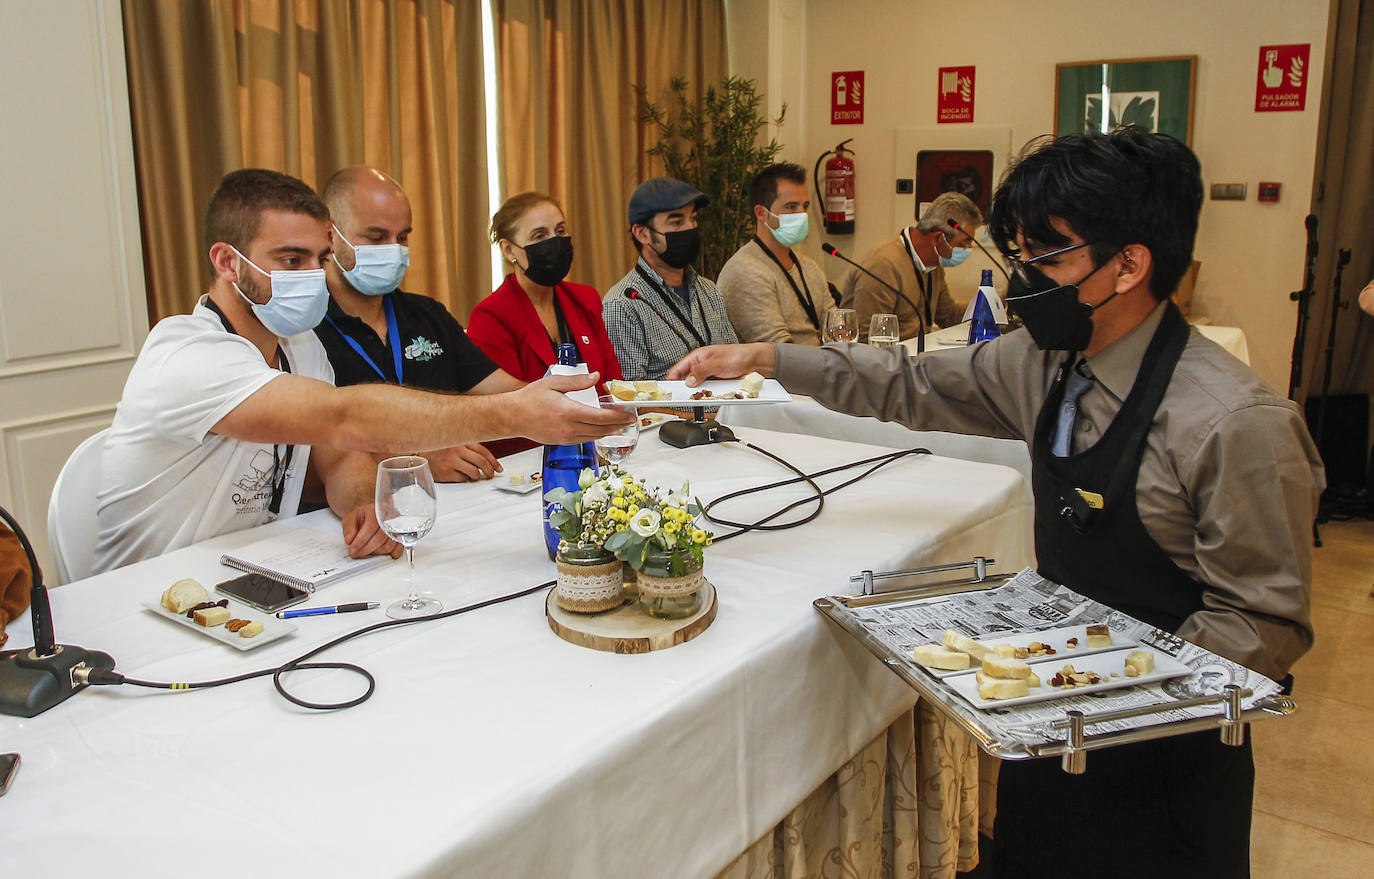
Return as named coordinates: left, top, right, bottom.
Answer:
left=670, top=128, right=1321, bottom=878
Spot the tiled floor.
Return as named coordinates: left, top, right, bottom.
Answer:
left=1250, top=517, right=1374, bottom=877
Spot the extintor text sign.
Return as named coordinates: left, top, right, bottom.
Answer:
left=937, top=66, right=975, bottom=123
left=1255, top=44, right=1310, bottom=112
left=831, top=71, right=864, bottom=124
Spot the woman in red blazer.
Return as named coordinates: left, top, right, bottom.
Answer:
left=469, top=191, right=623, bottom=456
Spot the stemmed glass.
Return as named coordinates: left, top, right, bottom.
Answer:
left=595, top=395, right=639, bottom=466
left=375, top=455, right=440, bottom=619
left=823, top=308, right=858, bottom=343
left=869, top=313, right=900, bottom=349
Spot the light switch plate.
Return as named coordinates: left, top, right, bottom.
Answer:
left=1210, top=182, right=1247, bottom=201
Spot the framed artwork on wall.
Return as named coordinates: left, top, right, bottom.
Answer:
left=1054, top=56, right=1197, bottom=145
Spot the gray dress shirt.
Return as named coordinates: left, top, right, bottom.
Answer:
left=775, top=302, right=1321, bottom=680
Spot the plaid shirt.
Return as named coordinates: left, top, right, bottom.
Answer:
left=602, top=257, right=739, bottom=380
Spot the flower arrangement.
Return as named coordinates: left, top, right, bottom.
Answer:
left=543, top=467, right=712, bottom=574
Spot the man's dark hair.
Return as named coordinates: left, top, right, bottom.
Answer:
left=204, top=168, right=329, bottom=256
left=988, top=128, right=1203, bottom=300
left=749, top=162, right=808, bottom=210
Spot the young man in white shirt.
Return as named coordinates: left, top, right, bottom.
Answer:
left=93, top=169, right=630, bottom=573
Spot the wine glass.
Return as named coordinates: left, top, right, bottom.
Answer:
left=375, top=455, right=440, bottom=619
left=869, top=313, right=900, bottom=349
left=595, top=395, right=639, bottom=466
left=823, top=308, right=858, bottom=343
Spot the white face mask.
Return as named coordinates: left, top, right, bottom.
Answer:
left=766, top=208, right=810, bottom=247
left=332, top=224, right=410, bottom=296
left=230, top=245, right=329, bottom=338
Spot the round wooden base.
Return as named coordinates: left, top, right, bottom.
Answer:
left=545, top=579, right=717, bottom=653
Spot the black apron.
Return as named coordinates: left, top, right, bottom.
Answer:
left=987, top=303, right=1254, bottom=879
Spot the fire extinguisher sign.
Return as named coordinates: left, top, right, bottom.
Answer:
left=937, top=66, right=975, bottom=123
left=831, top=71, right=864, bottom=124
left=1255, top=44, right=1310, bottom=112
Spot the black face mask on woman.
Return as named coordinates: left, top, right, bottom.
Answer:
left=651, top=227, right=701, bottom=269
left=520, top=235, right=574, bottom=287
left=1005, top=252, right=1120, bottom=352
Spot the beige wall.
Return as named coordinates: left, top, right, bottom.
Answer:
left=731, top=0, right=1331, bottom=392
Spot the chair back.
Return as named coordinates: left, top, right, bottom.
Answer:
left=47, top=429, right=107, bottom=584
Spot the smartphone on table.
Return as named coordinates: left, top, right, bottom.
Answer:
left=215, top=573, right=309, bottom=613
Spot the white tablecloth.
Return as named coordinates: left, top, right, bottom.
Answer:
left=4, top=427, right=1032, bottom=878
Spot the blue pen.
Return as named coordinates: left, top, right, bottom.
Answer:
left=277, top=602, right=380, bottom=619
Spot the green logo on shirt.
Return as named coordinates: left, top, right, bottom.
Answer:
left=404, top=336, right=444, bottom=361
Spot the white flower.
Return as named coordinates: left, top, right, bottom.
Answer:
left=578, top=468, right=597, bottom=489
left=605, top=473, right=625, bottom=493
left=629, top=508, right=662, bottom=538
left=583, top=483, right=608, bottom=507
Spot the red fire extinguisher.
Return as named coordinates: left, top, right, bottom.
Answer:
left=813, top=139, right=856, bottom=235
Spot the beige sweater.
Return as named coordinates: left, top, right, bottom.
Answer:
left=840, top=235, right=964, bottom=341
left=717, top=240, right=832, bottom=345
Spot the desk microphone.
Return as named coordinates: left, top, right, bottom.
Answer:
left=623, top=289, right=693, bottom=351
left=0, top=504, right=115, bottom=717
left=946, top=219, right=1011, bottom=282
left=821, top=242, right=926, bottom=353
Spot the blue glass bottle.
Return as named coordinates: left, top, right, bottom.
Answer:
left=541, top=343, right=598, bottom=559
left=968, top=269, right=1002, bottom=344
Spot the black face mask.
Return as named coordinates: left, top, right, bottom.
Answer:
left=520, top=235, right=574, bottom=287
left=1005, top=258, right=1118, bottom=352
left=652, top=227, right=700, bottom=269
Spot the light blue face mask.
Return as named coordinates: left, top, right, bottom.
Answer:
left=766, top=209, right=810, bottom=247
left=940, top=240, right=973, bottom=268
left=333, top=224, right=409, bottom=296
left=230, top=246, right=329, bottom=337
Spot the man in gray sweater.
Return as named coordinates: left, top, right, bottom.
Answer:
left=717, top=163, right=833, bottom=345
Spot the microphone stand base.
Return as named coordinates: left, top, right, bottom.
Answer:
left=0, top=644, right=116, bottom=717
left=659, top=418, right=736, bottom=449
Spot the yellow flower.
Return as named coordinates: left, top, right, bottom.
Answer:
left=663, top=521, right=680, bottom=534
left=612, top=496, right=626, bottom=508
left=692, top=530, right=706, bottom=544
left=616, top=524, right=628, bottom=532
left=704, top=537, right=713, bottom=546
left=627, top=504, right=639, bottom=516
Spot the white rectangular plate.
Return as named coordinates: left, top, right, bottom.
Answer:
left=917, top=624, right=1122, bottom=680
left=611, top=379, right=790, bottom=408
left=942, top=644, right=1192, bottom=710
left=495, top=473, right=544, bottom=495
left=141, top=600, right=296, bottom=651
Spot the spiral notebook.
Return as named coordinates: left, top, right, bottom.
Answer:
left=220, top=529, right=391, bottom=592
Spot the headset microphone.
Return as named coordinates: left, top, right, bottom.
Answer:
left=821, top=243, right=927, bottom=353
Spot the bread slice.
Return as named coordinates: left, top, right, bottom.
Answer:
left=978, top=676, right=1029, bottom=700
left=942, top=629, right=991, bottom=662
left=160, top=578, right=209, bottom=614
left=912, top=644, right=971, bottom=670
left=981, top=653, right=1033, bottom=680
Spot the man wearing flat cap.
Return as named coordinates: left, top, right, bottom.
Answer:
left=603, top=177, right=738, bottom=379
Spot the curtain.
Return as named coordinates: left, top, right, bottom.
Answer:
left=122, top=0, right=489, bottom=322
left=1305, top=0, right=1374, bottom=400
left=493, top=0, right=727, bottom=300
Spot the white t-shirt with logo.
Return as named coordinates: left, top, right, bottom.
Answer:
left=92, top=298, right=334, bottom=574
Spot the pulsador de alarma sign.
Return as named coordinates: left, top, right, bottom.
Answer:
left=1255, top=44, right=1310, bottom=112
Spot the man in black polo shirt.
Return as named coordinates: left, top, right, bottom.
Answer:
left=316, top=167, right=525, bottom=481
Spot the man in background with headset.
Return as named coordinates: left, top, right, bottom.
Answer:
left=603, top=177, right=738, bottom=379
left=93, top=168, right=629, bottom=574
left=315, top=166, right=524, bottom=483
left=671, top=129, right=1320, bottom=876
left=842, top=191, right=982, bottom=341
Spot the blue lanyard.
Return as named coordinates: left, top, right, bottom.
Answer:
left=325, top=295, right=404, bottom=383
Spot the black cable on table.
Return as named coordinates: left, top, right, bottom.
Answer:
left=86, top=441, right=930, bottom=710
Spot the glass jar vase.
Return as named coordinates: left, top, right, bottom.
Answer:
left=554, top=544, right=624, bottom=613
left=636, top=549, right=704, bottom=620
